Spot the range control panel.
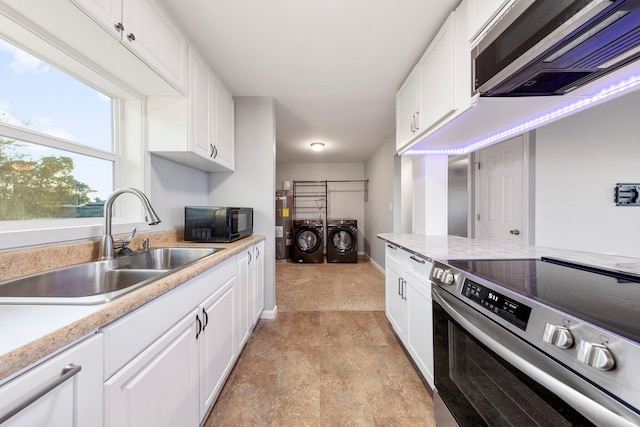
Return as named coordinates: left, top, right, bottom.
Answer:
left=462, top=279, right=532, bottom=330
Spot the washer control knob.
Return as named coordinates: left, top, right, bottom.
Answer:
left=442, top=271, right=455, bottom=285
left=542, top=324, right=574, bottom=349
left=577, top=341, right=616, bottom=371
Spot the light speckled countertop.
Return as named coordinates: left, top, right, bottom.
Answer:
left=377, top=233, right=640, bottom=276
left=0, top=233, right=265, bottom=385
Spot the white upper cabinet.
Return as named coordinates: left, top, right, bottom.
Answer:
left=395, top=66, right=420, bottom=151
left=71, top=0, right=187, bottom=93
left=213, top=78, right=235, bottom=170
left=396, top=7, right=471, bottom=153
left=467, top=0, right=511, bottom=42
left=417, top=13, right=457, bottom=136
left=147, top=48, right=235, bottom=172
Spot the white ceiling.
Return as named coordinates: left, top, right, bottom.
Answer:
left=159, top=0, right=459, bottom=164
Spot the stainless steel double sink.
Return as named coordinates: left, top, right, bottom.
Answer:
left=0, top=247, right=223, bottom=305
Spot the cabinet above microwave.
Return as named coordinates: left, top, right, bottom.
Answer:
left=396, top=0, right=640, bottom=156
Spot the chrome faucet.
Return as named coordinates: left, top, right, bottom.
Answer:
left=99, top=188, right=161, bottom=260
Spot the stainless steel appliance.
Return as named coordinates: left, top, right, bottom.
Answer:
left=292, top=219, right=323, bottom=263
left=275, top=191, right=294, bottom=260
left=430, top=257, right=640, bottom=427
left=473, top=0, right=640, bottom=97
left=326, top=219, right=358, bottom=263
left=184, top=206, right=253, bottom=243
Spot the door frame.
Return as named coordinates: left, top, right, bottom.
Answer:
left=472, top=132, right=535, bottom=244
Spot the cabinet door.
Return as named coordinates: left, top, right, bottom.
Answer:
left=189, top=50, right=215, bottom=160
left=467, top=0, right=509, bottom=41
left=213, top=78, right=235, bottom=170
left=418, top=12, right=456, bottom=134
left=236, top=249, right=251, bottom=351
left=70, top=0, right=122, bottom=38
left=104, top=309, right=199, bottom=427
left=385, top=258, right=407, bottom=341
left=199, top=275, right=237, bottom=421
left=253, top=241, right=265, bottom=321
left=0, top=334, right=103, bottom=427
left=121, top=0, right=187, bottom=92
left=395, top=67, right=419, bottom=151
left=406, top=275, right=434, bottom=389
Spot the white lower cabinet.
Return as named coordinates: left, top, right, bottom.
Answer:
left=198, top=275, right=236, bottom=420
left=253, top=240, right=265, bottom=321
left=236, top=242, right=264, bottom=353
left=104, top=310, right=200, bottom=427
left=0, top=334, right=103, bottom=427
left=384, top=243, right=434, bottom=388
left=385, top=252, right=407, bottom=341
left=103, top=255, right=246, bottom=426
left=405, top=272, right=434, bottom=388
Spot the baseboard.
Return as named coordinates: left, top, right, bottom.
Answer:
left=260, top=305, right=278, bottom=320
left=366, top=255, right=384, bottom=274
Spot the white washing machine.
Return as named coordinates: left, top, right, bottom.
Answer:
left=292, top=219, right=324, bottom=263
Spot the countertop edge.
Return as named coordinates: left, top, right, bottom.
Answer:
left=0, top=235, right=265, bottom=384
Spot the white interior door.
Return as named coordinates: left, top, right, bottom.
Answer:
left=477, top=135, right=526, bottom=242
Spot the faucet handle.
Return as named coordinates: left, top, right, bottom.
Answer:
left=114, top=227, right=137, bottom=250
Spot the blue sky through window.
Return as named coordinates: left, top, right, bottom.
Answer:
left=0, top=39, right=113, bottom=201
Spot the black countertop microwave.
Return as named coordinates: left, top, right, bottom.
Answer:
left=184, top=206, right=253, bottom=243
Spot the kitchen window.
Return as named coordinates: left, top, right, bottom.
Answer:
left=0, top=34, right=146, bottom=249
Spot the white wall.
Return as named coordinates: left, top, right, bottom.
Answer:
left=535, top=90, right=640, bottom=257
left=276, top=162, right=366, bottom=251
left=208, top=97, right=277, bottom=313
left=149, top=155, right=209, bottom=231
left=364, top=134, right=395, bottom=269
left=412, top=155, right=448, bottom=235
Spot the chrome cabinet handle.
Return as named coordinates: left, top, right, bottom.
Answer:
left=414, top=111, right=420, bottom=131
left=510, top=229, right=521, bottom=235
left=256, top=246, right=260, bottom=259
left=387, top=244, right=397, bottom=250
left=409, top=255, right=425, bottom=264
left=0, top=364, right=82, bottom=424
left=402, top=279, right=407, bottom=300
left=410, top=114, right=415, bottom=133
left=398, top=277, right=402, bottom=296
left=127, top=33, right=135, bottom=42
left=114, top=22, right=124, bottom=33
left=248, top=250, right=252, bottom=264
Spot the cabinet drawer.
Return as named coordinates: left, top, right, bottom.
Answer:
left=0, top=334, right=103, bottom=427
left=385, top=243, right=402, bottom=264
left=402, top=252, right=431, bottom=281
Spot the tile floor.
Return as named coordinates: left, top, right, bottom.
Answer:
left=204, top=260, right=436, bottom=426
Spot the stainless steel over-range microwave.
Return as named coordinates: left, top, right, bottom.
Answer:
left=184, top=206, right=253, bottom=243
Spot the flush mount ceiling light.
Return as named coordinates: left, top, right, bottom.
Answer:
left=310, top=142, right=325, bottom=152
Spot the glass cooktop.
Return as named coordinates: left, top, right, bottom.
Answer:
left=447, top=258, right=640, bottom=344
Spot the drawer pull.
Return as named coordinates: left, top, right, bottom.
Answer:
left=409, top=255, right=425, bottom=264
left=386, top=244, right=397, bottom=250
left=0, top=363, right=82, bottom=424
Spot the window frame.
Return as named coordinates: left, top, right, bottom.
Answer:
left=0, top=23, right=150, bottom=251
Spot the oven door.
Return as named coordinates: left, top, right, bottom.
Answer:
left=432, top=287, right=639, bottom=427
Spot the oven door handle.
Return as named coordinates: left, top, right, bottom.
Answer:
left=432, top=287, right=639, bottom=427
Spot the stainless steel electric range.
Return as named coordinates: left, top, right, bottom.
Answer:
left=430, top=257, right=640, bottom=427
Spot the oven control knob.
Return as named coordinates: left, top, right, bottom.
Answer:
left=577, top=341, right=616, bottom=371
left=442, top=271, right=455, bottom=285
left=542, top=324, right=574, bottom=349
left=432, top=267, right=444, bottom=280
